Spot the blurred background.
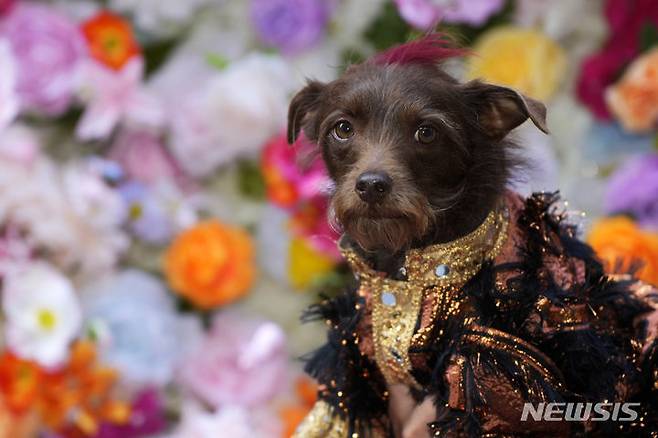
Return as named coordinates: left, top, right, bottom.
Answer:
left=0, top=0, right=656, bottom=436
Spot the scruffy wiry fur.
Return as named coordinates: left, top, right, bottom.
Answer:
left=287, top=35, right=546, bottom=272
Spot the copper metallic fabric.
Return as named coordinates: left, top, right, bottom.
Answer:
left=294, top=192, right=658, bottom=437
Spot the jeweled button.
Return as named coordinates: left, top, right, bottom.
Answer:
left=381, top=290, right=396, bottom=306
left=434, top=264, right=450, bottom=278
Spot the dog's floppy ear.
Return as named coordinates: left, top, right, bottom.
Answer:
left=287, top=80, right=325, bottom=144
left=463, top=81, right=548, bottom=141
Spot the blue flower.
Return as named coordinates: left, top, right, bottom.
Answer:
left=83, top=269, right=201, bottom=387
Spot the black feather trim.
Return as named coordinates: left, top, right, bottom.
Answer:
left=301, top=290, right=390, bottom=435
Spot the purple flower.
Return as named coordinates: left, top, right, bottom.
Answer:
left=605, top=153, right=658, bottom=228
left=395, top=0, right=505, bottom=29
left=119, top=181, right=197, bottom=245
left=250, top=0, right=331, bottom=54
left=94, top=389, right=167, bottom=438
left=1, top=3, right=87, bottom=115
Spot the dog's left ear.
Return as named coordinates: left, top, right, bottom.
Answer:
left=287, top=80, right=325, bottom=144
left=463, top=81, right=548, bottom=140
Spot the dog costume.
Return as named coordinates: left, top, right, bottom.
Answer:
left=293, top=192, right=658, bottom=437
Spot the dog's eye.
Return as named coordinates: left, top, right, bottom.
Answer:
left=332, top=120, right=354, bottom=141
left=414, top=125, right=437, bottom=144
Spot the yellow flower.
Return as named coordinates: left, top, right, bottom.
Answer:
left=588, top=216, right=658, bottom=286
left=288, top=238, right=335, bottom=290
left=466, top=26, right=566, bottom=101
left=165, top=221, right=255, bottom=309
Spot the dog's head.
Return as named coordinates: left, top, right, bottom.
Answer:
left=287, top=35, right=548, bottom=253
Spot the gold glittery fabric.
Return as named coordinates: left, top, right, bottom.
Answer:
left=341, top=206, right=509, bottom=388
left=297, top=192, right=658, bottom=437
left=292, top=401, right=386, bottom=438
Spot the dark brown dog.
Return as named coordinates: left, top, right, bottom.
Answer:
left=288, top=35, right=547, bottom=275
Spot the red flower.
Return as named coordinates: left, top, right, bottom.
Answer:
left=576, top=0, right=658, bottom=119
left=82, top=11, right=140, bottom=70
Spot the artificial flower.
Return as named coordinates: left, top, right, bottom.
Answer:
left=0, top=0, right=15, bottom=16
left=109, top=129, right=188, bottom=188
left=94, top=389, right=166, bottom=438
left=0, top=123, right=40, bottom=166
left=576, top=0, right=658, bottom=119
left=288, top=236, right=337, bottom=290
left=0, top=39, right=17, bottom=130
left=169, top=402, right=282, bottom=438
left=279, top=377, right=316, bottom=438
left=466, top=26, right=566, bottom=101
left=83, top=269, right=202, bottom=386
left=289, top=198, right=341, bottom=261
left=0, top=226, right=32, bottom=278
left=119, top=182, right=197, bottom=245
left=0, top=2, right=86, bottom=115
left=2, top=262, right=82, bottom=368
left=605, top=153, right=658, bottom=228
left=606, top=47, right=658, bottom=133
left=0, top=352, right=42, bottom=414
left=0, top=157, right=128, bottom=279
left=262, top=134, right=331, bottom=209
left=76, top=57, right=163, bottom=141
left=514, top=0, right=600, bottom=40
left=165, top=220, right=255, bottom=309
left=250, top=0, right=331, bottom=54
left=178, top=312, right=288, bottom=408
left=395, top=0, right=504, bottom=29
left=588, top=216, right=658, bottom=286
left=35, top=341, right=130, bottom=436
left=109, top=0, right=210, bottom=36
left=82, top=11, right=140, bottom=71
left=167, top=53, right=293, bottom=177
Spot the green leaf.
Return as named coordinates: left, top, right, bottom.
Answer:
left=236, top=159, right=266, bottom=200
left=639, top=21, right=658, bottom=54
left=364, top=2, right=413, bottom=51
left=206, top=53, right=230, bottom=70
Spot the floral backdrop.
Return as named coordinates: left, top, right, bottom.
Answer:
left=0, top=0, right=657, bottom=437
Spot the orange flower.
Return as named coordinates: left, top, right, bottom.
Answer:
left=0, top=353, right=42, bottom=414
left=165, top=221, right=255, bottom=309
left=0, top=342, right=129, bottom=436
left=588, top=216, right=658, bottom=286
left=606, top=47, right=658, bottom=133
left=279, top=377, right=317, bottom=437
left=82, top=11, right=140, bottom=70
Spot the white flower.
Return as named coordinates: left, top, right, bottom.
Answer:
left=167, top=402, right=281, bottom=438
left=109, top=0, right=215, bottom=36
left=0, top=39, right=19, bottom=131
left=2, top=262, right=82, bottom=367
left=76, top=58, right=164, bottom=141
left=167, top=53, right=293, bottom=177
left=0, top=154, right=128, bottom=279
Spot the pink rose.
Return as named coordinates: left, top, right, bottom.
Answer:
left=179, top=312, right=288, bottom=408
left=1, top=3, right=86, bottom=115
left=109, top=129, right=189, bottom=188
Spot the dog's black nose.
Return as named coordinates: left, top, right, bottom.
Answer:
left=355, top=171, right=392, bottom=203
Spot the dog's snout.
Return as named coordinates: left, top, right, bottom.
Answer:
left=355, top=171, right=392, bottom=203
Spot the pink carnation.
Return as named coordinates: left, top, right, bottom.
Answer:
left=178, top=312, right=288, bottom=408
left=1, top=3, right=86, bottom=115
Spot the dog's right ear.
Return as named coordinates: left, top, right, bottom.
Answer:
left=287, top=80, right=325, bottom=144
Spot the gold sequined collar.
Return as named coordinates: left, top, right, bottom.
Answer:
left=340, top=206, right=510, bottom=288
left=339, top=206, right=510, bottom=389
